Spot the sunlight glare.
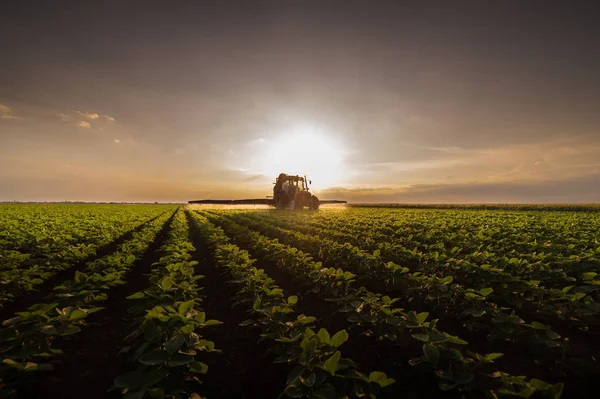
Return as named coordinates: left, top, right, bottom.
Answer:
left=255, top=127, right=345, bottom=188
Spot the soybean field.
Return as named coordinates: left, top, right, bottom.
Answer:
left=1, top=204, right=599, bottom=399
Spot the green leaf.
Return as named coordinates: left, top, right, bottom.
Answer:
left=369, top=371, right=386, bottom=383
left=423, top=344, right=440, bottom=367
left=178, top=300, right=195, bottom=315
left=416, top=312, right=429, bottom=324
left=168, top=353, right=194, bottom=367
left=284, top=383, right=305, bottom=398
left=141, top=368, right=168, bottom=389
left=582, top=272, right=597, bottom=280
left=300, top=338, right=318, bottom=365
left=165, top=335, right=185, bottom=355
left=126, top=254, right=136, bottom=264
left=447, top=335, right=468, bottom=345
left=317, top=328, right=331, bottom=345
left=160, top=277, right=173, bottom=290
left=189, top=361, right=209, bottom=374
left=330, top=330, right=349, bottom=348
left=485, top=353, right=504, bottom=362
left=3, top=359, right=21, bottom=367
left=304, top=328, right=316, bottom=338
left=23, top=362, right=39, bottom=371
left=127, top=291, right=145, bottom=300
left=69, top=309, right=86, bottom=320
left=369, top=371, right=395, bottom=388
left=301, top=372, right=316, bottom=387
left=299, top=316, right=316, bottom=325
left=438, top=276, right=453, bottom=285
left=449, top=349, right=464, bottom=361
left=529, top=379, right=551, bottom=390
left=203, top=319, right=223, bottom=327
left=195, top=312, right=206, bottom=324
left=561, top=286, right=574, bottom=293
left=411, top=333, right=430, bottom=342
left=61, top=326, right=81, bottom=336
left=429, top=329, right=449, bottom=343
left=288, top=295, right=298, bottom=305
left=530, top=322, right=548, bottom=330
left=114, top=370, right=143, bottom=389
left=479, top=288, right=494, bottom=297
left=139, top=350, right=169, bottom=365
left=180, top=324, right=194, bottom=335
left=323, top=351, right=341, bottom=375
left=439, top=382, right=457, bottom=391
left=287, top=365, right=305, bottom=384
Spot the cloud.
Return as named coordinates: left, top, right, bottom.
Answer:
left=104, top=115, right=116, bottom=122
left=76, top=111, right=99, bottom=119
left=77, top=121, right=91, bottom=128
left=0, top=104, right=23, bottom=120
left=114, top=138, right=121, bottom=143
left=322, top=171, right=600, bottom=203
left=57, top=113, right=71, bottom=122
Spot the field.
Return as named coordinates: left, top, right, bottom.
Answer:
left=1, top=205, right=599, bottom=398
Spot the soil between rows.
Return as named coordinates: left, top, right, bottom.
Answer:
left=185, top=210, right=288, bottom=398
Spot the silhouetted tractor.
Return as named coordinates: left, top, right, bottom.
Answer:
left=273, top=173, right=320, bottom=210
left=188, top=172, right=346, bottom=210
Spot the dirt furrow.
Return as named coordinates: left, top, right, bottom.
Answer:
left=185, top=210, right=287, bottom=399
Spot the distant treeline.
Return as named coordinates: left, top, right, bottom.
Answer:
left=348, top=203, right=600, bottom=212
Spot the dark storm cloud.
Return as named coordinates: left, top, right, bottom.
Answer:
left=1, top=1, right=599, bottom=202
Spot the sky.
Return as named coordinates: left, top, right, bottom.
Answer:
left=1, top=1, right=599, bottom=203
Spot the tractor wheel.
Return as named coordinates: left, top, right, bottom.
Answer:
left=276, top=192, right=289, bottom=210
left=309, top=195, right=320, bottom=210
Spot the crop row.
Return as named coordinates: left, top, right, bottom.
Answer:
left=0, top=210, right=174, bottom=395
left=274, top=209, right=600, bottom=279
left=200, top=210, right=564, bottom=398
left=222, top=212, right=579, bottom=345
left=0, top=205, right=174, bottom=306
left=250, top=208, right=600, bottom=277
left=112, top=209, right=221, bottom=398
left=233, top=211, right=600, bottom=332
left=188, top=211, right=396, bottom=399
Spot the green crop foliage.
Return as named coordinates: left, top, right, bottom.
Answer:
left=2, top=204, right=597, bottom=398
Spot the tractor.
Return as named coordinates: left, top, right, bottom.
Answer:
left=273, top=173, right=320, bottom=210
left=188, top=172, right=346, bottom=210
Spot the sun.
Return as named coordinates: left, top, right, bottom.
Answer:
left=254, top=127, right=346, bottom=188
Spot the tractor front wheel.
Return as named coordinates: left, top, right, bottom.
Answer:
left=309, top=195, right=320, bottom=210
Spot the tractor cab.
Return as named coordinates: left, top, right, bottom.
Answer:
left=273, top=173, right=319, bottom=210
